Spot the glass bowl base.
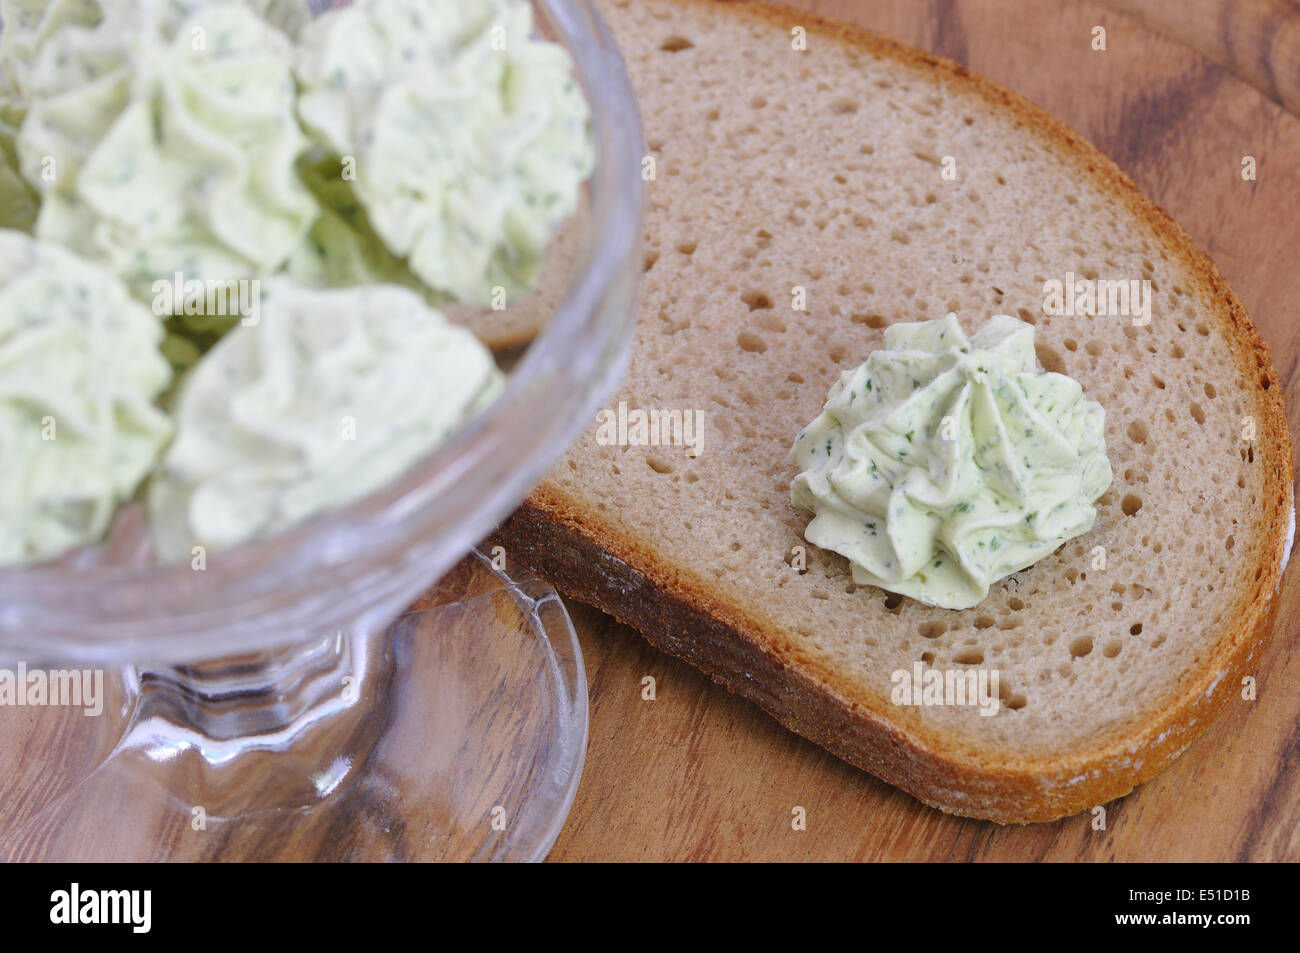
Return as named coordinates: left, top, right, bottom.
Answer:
left=0, top=550, right=587, bottom=862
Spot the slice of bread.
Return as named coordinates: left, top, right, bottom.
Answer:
left=493, top=0, right=1294, bottom=822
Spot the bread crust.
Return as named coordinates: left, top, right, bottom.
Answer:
left=492, top=0, right=1295, bottom=822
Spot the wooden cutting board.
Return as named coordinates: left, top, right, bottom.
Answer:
left=546, top=0, right=1300, bottom=862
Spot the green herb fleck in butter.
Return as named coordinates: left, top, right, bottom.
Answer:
left=0, top=98, right=38, bottom=233
left=790, top=313, right=1112, bottom=609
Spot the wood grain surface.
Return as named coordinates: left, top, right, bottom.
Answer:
left=0, top=0, right=1296, bottom=863
left=1100, top=0, right=1300, bottom=115
left=544, top=0, right=1300, bottom=861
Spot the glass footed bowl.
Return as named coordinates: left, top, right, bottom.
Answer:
left=0, top=0, right=643, bottom=862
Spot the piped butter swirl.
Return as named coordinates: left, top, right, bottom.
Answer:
left=790, top=313, right=1112, bottom=609
left=8, top=0, right=317, bottom=298
left=147, top=279, right=504, bottom=564
left=0, top=228, right=171, bottom=565
left=293, top=0, right=593, bottom=305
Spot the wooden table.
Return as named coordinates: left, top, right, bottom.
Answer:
left=0, top=0, right=1296, bottom=863
left=546, top=0, right=1300, bottom=862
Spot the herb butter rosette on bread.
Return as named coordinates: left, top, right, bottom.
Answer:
left=495, top=0, right=1294, bottom=822
left=791, top=313, right=1113, bottom=611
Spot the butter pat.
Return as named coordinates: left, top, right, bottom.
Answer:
left=790, top=313, right=1112, bottom=609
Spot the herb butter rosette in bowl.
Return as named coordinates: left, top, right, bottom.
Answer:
left=0, top=0, right=641, bottom=862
